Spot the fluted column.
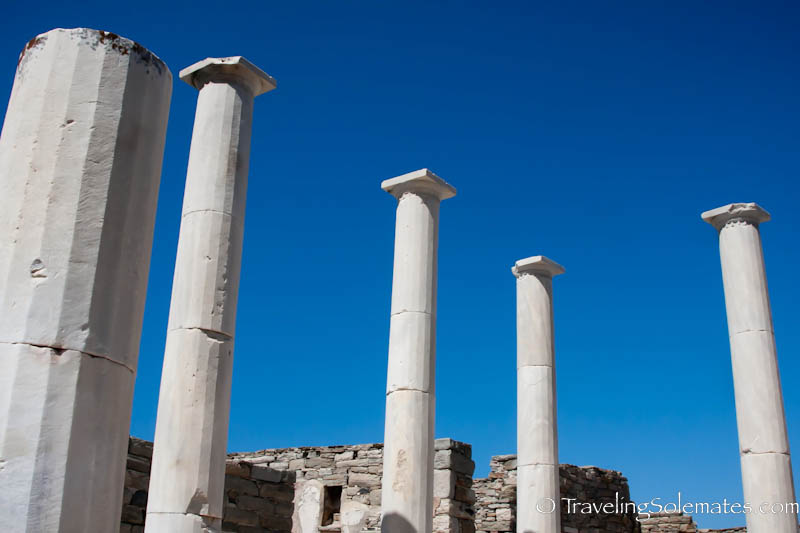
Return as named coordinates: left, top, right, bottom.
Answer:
left=146, top=57, right=275, bottom=533
left=702, top=203, right=797, bottom=533
left=0, top=28, right=171, bottom=532
left=512, top=256, right=564, bottom=533
left=381, top=169, right=456, bottom=533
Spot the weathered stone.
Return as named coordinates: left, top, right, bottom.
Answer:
left=227, top=476, right=259, bottom=497
left=350, top=472, right=381, bottom=488
left=251, top=465, right=283, bottom=483
left=474, top=457, right=639, bottom=533
left=703, top=203, right=798, bottom=533
left=512, top=256, right=564, bottom=533
left=226, top=461, right=253, bottom=478
left=225, top=507, right=260, bottom=527
left=434, top=469, right=457, bottom=499
left=131, top=491, right=148, bottom=508
left=335, top=451, right=355, bottom=461
left=122, top=505, right=146, bottom=525
left=237, top=494, right=275, bottom=513
left=128, top=455, right=152, bottom=474
left=435, top=450, right=476, bottom=476
left=130, top=439, right=154, bottom=460
left=381, top=169, right=456, bottom=533
left=146, top=57, right=275, bottom=533
left=0, top=27, right=170, bottom=533
left=292, top=480, right=323, bottom=533
left=127, top=470, right=152, bottom=492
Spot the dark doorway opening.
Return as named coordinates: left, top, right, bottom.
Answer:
left=321, top=485, right=343, bottom=526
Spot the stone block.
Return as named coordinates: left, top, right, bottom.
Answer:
left=224, top=507, right=260, bottom=527
left=237, top=495, right=274, bottom=513
left=251, top=464, right=283, bottom=483
left=226, top=461, right=253, bottom=478
left=129, top=438, right=154, bottom=459
left=434, top=469, right=456, bottom=499
left=434, top=450, right=476, bottom=476
left=350, top=472, right=381, bottom=488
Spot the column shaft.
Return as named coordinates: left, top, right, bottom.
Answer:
left=513, top=257, right=563, bottom=533
left=0, top=28, right=171, bottom=532
left=146, top=57, right=274, bottom=533
left=703, top=203, right=797, bottom=533
left=381, top=169, right=455, bottom=533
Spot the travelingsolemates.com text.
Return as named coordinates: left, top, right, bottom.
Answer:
left=532, top=492, right=799, bottom=522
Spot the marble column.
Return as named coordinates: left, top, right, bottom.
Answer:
left=0, top=28, right=171, bottom=532
left=381, top=169, right=456, bottom=533
left=702, top=203, right=797, bottom=533
left=512, top=256, right=564, bottom=533
left=146, top=57, right=275, bottom=533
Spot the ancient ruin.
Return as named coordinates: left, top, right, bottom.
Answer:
left=146, top=56, right=276, bottom=533
left=0, top=27, right=797, bottom=533
left=512, top=256, right=564, bottom=533
left=0, top=28, right=171, bottom=532
left=381, top=169, right=456, bottom=533
left=702, top=204, right=798, bottom=533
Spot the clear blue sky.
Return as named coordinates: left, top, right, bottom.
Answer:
left=2, top=2, right=798, bottom=529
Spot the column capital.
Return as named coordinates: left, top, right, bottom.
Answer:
left=180, top=56, right=276, bottom=96
left=381, top=169, right=457, bottom=201
left=512, top=256, right=565, bottom=279
left=702, top=203, right=770, bottom=231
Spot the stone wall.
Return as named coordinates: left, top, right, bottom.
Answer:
left=472, top=454, right=641, bottom=533
left=120, top=437, right=474, bottom=533
left=123, top=438, right=749, bottom=533
left=121, top=437, right=295, bottom=533
left=640, top=512, right=697, bottom=532
left=431, top=439, right=477, bottom=533
left=638, top=512, right=751, bottom=533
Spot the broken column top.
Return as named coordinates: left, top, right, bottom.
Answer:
left=18, top=28, right=169, bottom=78
left=180, top=56, right=277, bottom=96
left=512, top=256, right=565, bottom=279
left=381, top=168, right=457, bottom=200
left=701, top=202, right=770, bottom=230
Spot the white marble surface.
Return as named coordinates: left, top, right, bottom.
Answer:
left=0, top=28, right=170, bottom=532
left=146, top=57, right=274, bottom=533
left=292, top=480, right=324, bottom=533
left=382, top=389, right=436, bottom=533
left=516, top=464, right=560, bottom=533
left=513, top=256, right=563, bottom=533
left=381, top=169, right=454, bottom=533
left=703, top=203, right=797, bottom=533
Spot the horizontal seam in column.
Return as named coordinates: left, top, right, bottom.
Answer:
left=741, top=450, right=791, bottom=456
left=390, top=310, right=432, bottom=317
left=181, top=208, right=236, bottom=219
left=0, top=341, right=135, bottom=374
left=517, top=460, right=557, bottom=467
left=731, top=328, right=772, bottom=335
left=168, top=326, right=233, bottom=340
left=386, top=388, right=430, bottom=396
left=518, top=364, right=555, bottom=368
left=146, top=510, right=223, bottom=520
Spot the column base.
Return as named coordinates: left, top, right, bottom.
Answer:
left=381, top=389, right=434, bottom=533
left=516, top=463, right=561, bottom=533
left=145, top=512, right=222, bottom=533
left=148, top=327, right=234, bottom=516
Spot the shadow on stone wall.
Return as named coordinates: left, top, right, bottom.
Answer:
left=381, top=513, right=416, bottom=533
left=120, top=437, right=296, bottom=533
